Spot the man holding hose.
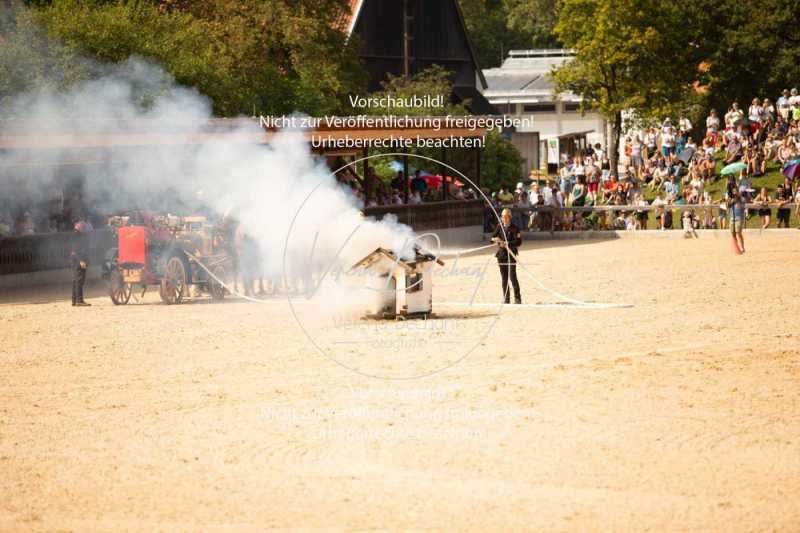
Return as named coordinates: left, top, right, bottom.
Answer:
left=491, top=208, right=522, bottom=304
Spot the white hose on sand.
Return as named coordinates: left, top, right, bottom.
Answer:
left=429, top=242, right=633, bottom=310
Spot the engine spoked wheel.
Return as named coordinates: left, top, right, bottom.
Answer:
left=208, top=265, right=226, bottom=301
left=109, top=270, right=132, bottom=305
left=160, top=256, right=187, bottom=305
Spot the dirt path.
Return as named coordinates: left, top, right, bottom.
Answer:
left=2, top=234, right=799, bottom=531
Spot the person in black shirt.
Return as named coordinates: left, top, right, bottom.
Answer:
left=776, top=185, right=791, bottom=228
left=390, top=170, right=405, bottom=192
left=491, top=208, right=522, bottom=304
left=70, top=221, right=91, bottom=306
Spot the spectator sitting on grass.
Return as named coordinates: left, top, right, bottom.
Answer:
left=603, top=174, right=619, bottom=203
left=664, top=175, right=680, bottom=198
left=650, top=160, right=669, bottom=190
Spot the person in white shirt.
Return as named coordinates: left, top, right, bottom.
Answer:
left=644, top=128, right=658, bottom=159
left=572, top=157, right=585, bottom=180
left=748, top=97, right=763, bottom=124
left=702, top=136, right=716, bottom=156
left=678, top=113, right=692, bottom=133
left=761, top=98, right=775, bottom=123
left=649, top=163, right=668, bottom=190
left=725, top=103, right=743, bottom=127
left=690, top=175, right=704, bottom=198
left=409, top=190, right=422, bottom=204
left=661, top=129, right=675, bottom=157
left=777, top=89, right=791, bottom=120
left=526, top=183, right=539, bottom=206
left=630, top=136, right=644, bottom=177
left=790, top=88, right=800, bottom=110
left=541, top=182, right=553, bottom=204
left=706, top=110, right=720, bottom=132
left=593, top=143, right=605, bottom=161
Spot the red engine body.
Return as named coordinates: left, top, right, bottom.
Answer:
left=118, top=225, right=147, bottom=267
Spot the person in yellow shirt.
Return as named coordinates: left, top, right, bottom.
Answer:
left=496, top=186, right=514, bottom=204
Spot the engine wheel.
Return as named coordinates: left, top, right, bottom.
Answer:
left=109, top=270, right=132, bottom=305
left=209, top=265, right=226, bottom=301
left=160, top=256, right=187, bottom=304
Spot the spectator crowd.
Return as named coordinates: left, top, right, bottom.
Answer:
left=4, top=89, right=800, bottom=239
left=489, top=87, right=800, bottom=233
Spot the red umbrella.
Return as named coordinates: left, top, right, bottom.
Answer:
left=422, top=175, right=465, bottom=189
left=449, top=176, right=466, bottom=188
left=423, top=174, right=443, bottom=188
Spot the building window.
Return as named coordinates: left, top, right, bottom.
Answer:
left=523, top=103, right=556, bottom=113
left=564, top=102, right=582, bottom=112
left=494, top=104, right=514, bottom=114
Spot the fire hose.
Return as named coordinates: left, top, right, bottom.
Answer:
left=187, top=243, right=632, bottom=310
left=427, top=243, right=633, bottom=309
left=185, top=252, right=276, bottom=304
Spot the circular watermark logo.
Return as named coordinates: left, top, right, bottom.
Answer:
left=283, top=152, right=508, bottom=380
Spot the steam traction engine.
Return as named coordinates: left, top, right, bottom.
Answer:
left=103, top=213, right=232, bottom=305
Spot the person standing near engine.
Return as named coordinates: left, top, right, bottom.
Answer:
left=71, top=221, right=91, bottom=306
left=491, top=208, right=522, bottom=304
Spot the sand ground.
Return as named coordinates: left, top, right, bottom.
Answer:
left=1, top=233, right=799, bottom=531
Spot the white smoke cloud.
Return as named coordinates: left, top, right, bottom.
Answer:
left=0, top=56, right=419, bottom=300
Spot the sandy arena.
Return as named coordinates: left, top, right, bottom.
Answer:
left=2, top=233, right=799, bottom=531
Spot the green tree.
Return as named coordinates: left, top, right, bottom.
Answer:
left=700, top=0, right=800, bottom=115
left=552, top=0, right=706, bottom=173
left=459, top=0, right=530, bottom=69
left=9, top=0, right=367, bottom=116
left=0, top=4, right=93, bottom=107
left=169, top=0, right=366, bottom=116
left=460, top=0, right=559, bottom=69
left=503, top=0, right=559, bottom=49
left=479, top=129, right=524, bottom=191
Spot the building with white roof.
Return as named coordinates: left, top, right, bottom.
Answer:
left=483, top=50, right=608, bottom=176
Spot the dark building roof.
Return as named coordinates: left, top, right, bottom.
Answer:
left=338, top=0, right=495, bottom=114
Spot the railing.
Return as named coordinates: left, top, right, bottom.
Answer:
left=500, top=202, right=799, bottom=231
left=504, top=202, right=797, bottom=213
left=0, top=230, right=113, bottom=275
left=364, top=200, right=485, bottom=231
left=1, top=200, right=795, bottom=276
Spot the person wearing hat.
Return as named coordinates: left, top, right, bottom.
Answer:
left=70, top=220, right=91, bottom=306
left=514, top=182, right=525, bottom=202
left=790, top=88, right=800, bottom=112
